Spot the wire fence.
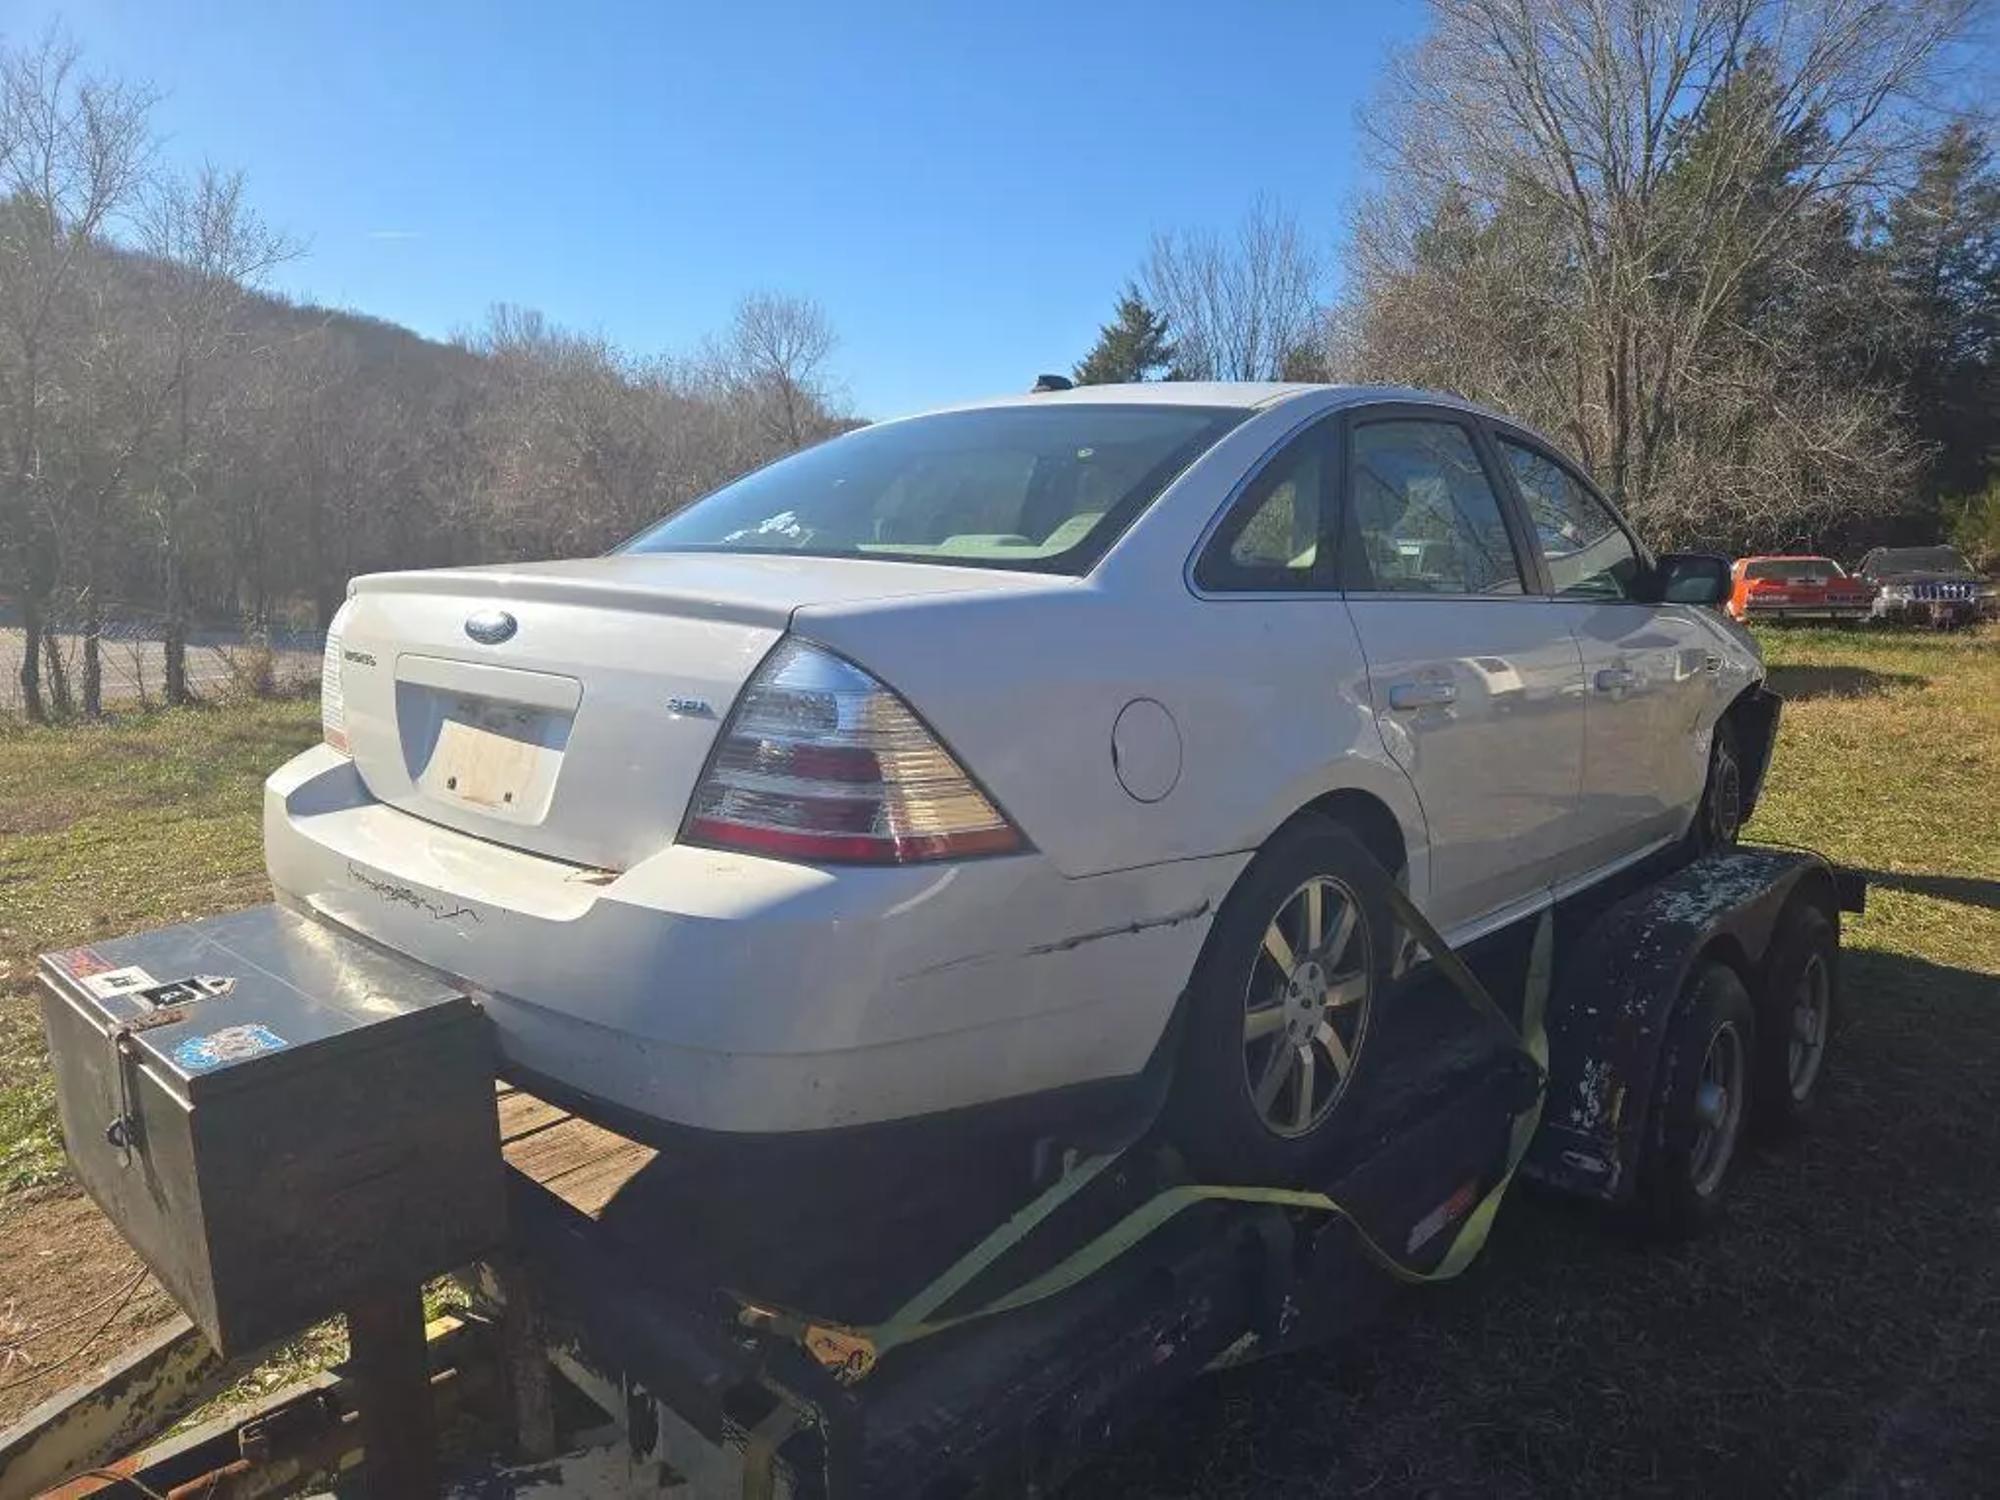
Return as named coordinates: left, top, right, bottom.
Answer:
left=0, top=602, right=325, bottom=718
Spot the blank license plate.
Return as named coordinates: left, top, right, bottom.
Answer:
left=429, top=699, right=560, bottom=811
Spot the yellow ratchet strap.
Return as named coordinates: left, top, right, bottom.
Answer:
left=739, top=887, right=1550, bottom=1386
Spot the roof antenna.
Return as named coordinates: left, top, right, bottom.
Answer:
left=1030, top=374, right=1074, bottom=393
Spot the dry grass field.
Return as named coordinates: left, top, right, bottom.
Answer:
left=1, top=625, right=1996, bottom=1494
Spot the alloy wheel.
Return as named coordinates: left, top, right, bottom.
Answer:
left=1689, top=1020, right=1747, bottom=1196
left=1787, top=951, right=1831, bottom=1103
left=1240, top=876, right=1372, bottom=1138
left=1709, top=738, right=1744, bottom=845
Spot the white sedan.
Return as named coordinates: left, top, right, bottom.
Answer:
left=266, top=382, right=1772, bottom=1178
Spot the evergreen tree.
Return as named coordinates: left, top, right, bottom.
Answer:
left=1074, top=286, right=1177, bottom=384
left=1878, top=124, right=2000, bottom=502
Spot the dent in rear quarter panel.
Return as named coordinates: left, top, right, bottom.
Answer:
left=793, top=580, right=1430, bottom=894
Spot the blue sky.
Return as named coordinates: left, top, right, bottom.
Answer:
left=9, top=1, right=1426, bottom=417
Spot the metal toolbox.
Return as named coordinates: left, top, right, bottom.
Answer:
left=38, top=904, right=506, bottom=1358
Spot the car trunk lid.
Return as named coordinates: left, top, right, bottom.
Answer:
left=333, top=553, right=1057, bottom=869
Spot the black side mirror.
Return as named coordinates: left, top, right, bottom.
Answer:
left=1655, top=551, right=1732, bottom=606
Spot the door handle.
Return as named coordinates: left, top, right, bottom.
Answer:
left=1594, top=666, right=1637, bottom=693
left=1388, top=679, right=1457, bottom=710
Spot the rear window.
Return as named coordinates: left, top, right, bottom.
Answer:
left=1868, top=546, right=1975, bottom=575
left=623, top=404, right=1249, bottom=575
left=1746, top=559, right=1842, bottom=580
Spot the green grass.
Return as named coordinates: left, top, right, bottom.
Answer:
left=1748, top=624, right=2000, bottom=975
left=0, top=700, right=321, bottom=1189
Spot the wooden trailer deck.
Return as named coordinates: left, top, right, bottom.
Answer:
left=497, top=1084, right=656, bottom=1219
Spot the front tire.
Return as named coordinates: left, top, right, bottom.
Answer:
left=1168, top=818, right=1393, bottom=1183
left=1636, top=962, right=1756, bottom=1239
left=1689, top=714, right=1745, bottom=854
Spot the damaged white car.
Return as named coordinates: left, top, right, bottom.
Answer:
left=266, top=383, right=1774, bottom=1177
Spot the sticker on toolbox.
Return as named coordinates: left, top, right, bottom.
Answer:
left=172, top=1023, right=288, bottom=1073
left=49, top=946, right=116, bottom=979
left=133, top=975, right=235, bottom=1010
left=82, top=966, right=159, bottom=1001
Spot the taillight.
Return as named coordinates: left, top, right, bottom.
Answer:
left=321, top=602, right=353, bottom=755
left=683, top=638, right=1023, bottom=865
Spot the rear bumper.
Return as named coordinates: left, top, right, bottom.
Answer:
left=1734, top=600, right=1873, bottom=620
left=264, top=746, right=1240, bottom=1135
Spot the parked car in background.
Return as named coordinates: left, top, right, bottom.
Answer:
left=1727, top=555, right=1876, bottom=624
left=1854, top=545, right=1999, bottom=628
left=267, top=383, right=1776, bottom=1180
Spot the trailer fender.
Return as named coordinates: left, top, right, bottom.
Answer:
left=1524, top=848, right=1842, bottom=1202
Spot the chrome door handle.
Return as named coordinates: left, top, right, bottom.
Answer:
left=1594, top=666, right=1636, bottom=693
left=1388, top=680, right=1457, bottom=710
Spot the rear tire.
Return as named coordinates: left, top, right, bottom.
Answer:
left=1168, top=818, right=1394, bottom=1183
left=1636, top=962, right=1756, bottom=1239
left=1753, top=902, right=1836, bottom=1137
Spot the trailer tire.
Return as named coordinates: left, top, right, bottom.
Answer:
left=1168, top=816, right=1392, bottom=1184
left=1754, top=901, right=1836, bottom=1137
left=1637, top=962, right=1756, bottom=1239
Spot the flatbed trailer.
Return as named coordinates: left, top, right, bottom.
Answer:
left=2, top=845, right=1860, bottom=1500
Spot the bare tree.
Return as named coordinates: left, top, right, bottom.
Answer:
left=0, top=29, right=155, bottom=719
left=1340, top=0, right=1977, bottom=548
left=133, top=165, right=295, bottom=705
left=0, top=34, right=866, bottom=721
left=715, top=291, right=841, bottom=450
left=1143, top=197, right=1326, bottom=381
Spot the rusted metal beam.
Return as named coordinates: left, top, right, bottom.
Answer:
left=0, top=1316, right=226, bottom=1500
left=30, top=1314, right=484, bottom=1500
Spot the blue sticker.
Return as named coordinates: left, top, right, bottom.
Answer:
left=172, top=1024, right=288, bottom=1073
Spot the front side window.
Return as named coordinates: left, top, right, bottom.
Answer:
left=1343, top=419, right=1524, bottom=595
left=1498, top=437, right=1643, bottom=600
left=623, top=404, right=1249, bottom=576
left=1194, top=426, right=1330, bottom=591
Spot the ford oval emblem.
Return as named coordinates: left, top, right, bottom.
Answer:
left=464, top=609, right=517, bottom=645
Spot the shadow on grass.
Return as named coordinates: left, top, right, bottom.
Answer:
left=1071, top=946, right=2000, bottom=1500
left=1765, top=662, right=1926, bottom=700
left=1857, top=868, right=2000, bottom=912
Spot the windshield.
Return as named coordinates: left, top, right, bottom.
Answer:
left=1869, top=546, right=1976, bottom=575
left=1746, top=558, right=1843, bottom=580
left=622, top=404, right=1249, bottom=575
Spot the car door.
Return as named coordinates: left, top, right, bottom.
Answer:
left=1490, top=429, right=1716, bottom=882
left=1336, top=407, right=1586, bottom=938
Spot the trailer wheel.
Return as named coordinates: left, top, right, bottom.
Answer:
left=1637, top=962, right=1756, bottom=1239
left=1168, top=817, right=1391, bottom=1183
left=1754, top=901, right=1836, bottom=1136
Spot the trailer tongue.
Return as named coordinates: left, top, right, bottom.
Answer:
left=7, top=847, right=1856, bottom=1500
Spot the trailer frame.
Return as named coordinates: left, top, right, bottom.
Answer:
left=3, top=843, right=1860, bottom=1500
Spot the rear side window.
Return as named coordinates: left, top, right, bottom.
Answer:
left=1343, top=419, right=1524, bottom=595
left=1193, top=425, right=1331, bottom=591
left=623, top=404, right=1249, bottom=576
left=1497, top=438, right=1644, bottom=600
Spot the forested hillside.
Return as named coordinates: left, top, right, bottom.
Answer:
left=0, top=34, right=848, bottom=721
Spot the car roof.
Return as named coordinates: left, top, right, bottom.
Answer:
left=1742, top=554, right=1838, bottom=562
left=919, top=381, right=1518, bottom=420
